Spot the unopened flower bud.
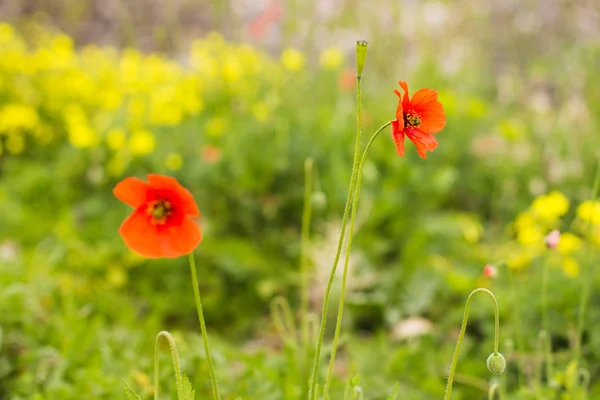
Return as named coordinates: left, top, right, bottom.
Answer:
left=545, top=229, right=560, bottom=249
left=483, top=264, right=497, bottom=279
left=355, top=40, right=369, bottom=78
left=486, top=352, right=506, bottom=375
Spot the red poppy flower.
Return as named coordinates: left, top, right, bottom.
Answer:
left=391, top=81, right=446, bottom=159
left=113, top=174, right=202, bottom=258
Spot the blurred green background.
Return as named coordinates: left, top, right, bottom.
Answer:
left=1, top=0, right=600, bottom=399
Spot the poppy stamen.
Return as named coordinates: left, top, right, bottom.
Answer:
left=148, top=200, right=172, bottom=224
left=404, top=112, right=421, bottom=127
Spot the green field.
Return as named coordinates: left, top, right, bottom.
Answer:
left=1, top=1, right=600, bottom=399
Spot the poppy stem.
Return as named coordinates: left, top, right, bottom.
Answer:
left=188, top=253, right=221, bottom=400
left=307, top=42, right=368, bottom=400
left=322, top=120, right=391, bottom=400
left=444, top=288, right=501, bottom=400
left=154, top=330, right=182, bottom=400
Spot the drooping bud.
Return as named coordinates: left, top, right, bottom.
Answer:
left=486, top=352, right=506, bottom=375
left=483, top=264, right=498, bottom=279
left=545, top=229, right=560, bottom=249
left=355, top=40, right=369, bottom=78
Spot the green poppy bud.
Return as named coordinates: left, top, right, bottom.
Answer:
left=487, top=352, right=506, bottom=375
left=355, top=40, right=369, bottom=78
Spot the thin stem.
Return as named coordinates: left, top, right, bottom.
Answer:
left=574, top=160, right=600, bottom=365
left=323, top=122, right=391, bottom=399
left=188, top=253, right=221, bottom=400
left=307, top=64, right=365, bottom=400
left=488, top=383, right=502, bottom=400
left=444, top=288, right=501, bottom=400
left=154, top=331, right=182, bottom=400
left=300, top=158, right=314, bottom=343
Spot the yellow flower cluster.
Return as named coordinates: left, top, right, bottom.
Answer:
left=576, top=200, right=600, bottom=247
left=508, top=190, right=583, bottom=277
left=0, top=24, right=344, bottom=175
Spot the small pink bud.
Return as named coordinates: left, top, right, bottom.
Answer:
left=545, top=229, right=560, bottom=249
left=483, top=264, right=497, bottom=279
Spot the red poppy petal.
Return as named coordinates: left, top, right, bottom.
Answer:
left=398, top=81, right=410, bottom=109
left=391, top=120, right=405, bottom=157
left=162, top=218, right=202, bottom=257
left=411, top=88, right=438, bottom=106
left=406, top=128, right=438, bottom=159
left=113, top=177, right=152, bottom=208
left=119, top=207, right=171, bottom=258
left=394, top=94, right=404, bottom=125
left=119, top=207, right=202, bottom=259
left=147, top=174, right=200, bottom=217
left=418, top=101, right=446, bottom=134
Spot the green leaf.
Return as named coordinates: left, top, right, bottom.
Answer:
left=122, top=380, right=142, bottom=400
left=177, top=373, right=195, bottom=400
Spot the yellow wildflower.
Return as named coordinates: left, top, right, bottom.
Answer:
left=514, top=211, right=536, bottom=232
left=562, top=257, right=579, bottom=278
left=557, top=232, right=582, bottom=256
left=577, top=200, right=600, bottom=225
left=68, top=124, right=99, bottom=149
left=530, top=191, right=569, bottom=222
left=0, top=104, right=39, bottom=132
left=507, top=252, right=532, bottom=271
left=281, top=48, right=305, bottom=71
left=517, top=225, right=544, bottom=247
left=128, top=130, right=155, bottom=156
left=319, top=47, right=345, bottom=70
left=0, top=23, right=14, bottom=43
left=106, top=128, right=126, bottom=150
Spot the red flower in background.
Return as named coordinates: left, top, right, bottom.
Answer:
left=391, top=81, right=446, bottom=159
left=114, top=174, right=201, bottom=258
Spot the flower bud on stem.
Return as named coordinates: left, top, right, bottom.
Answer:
left=444, top=288, right=503, bottom=400
left=356, top=40, right=368, bottom=79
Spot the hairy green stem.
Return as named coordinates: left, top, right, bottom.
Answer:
left=323, top=122, right=392, bottom=399
left=444, top=288, right=501, bottom=400
left=307, top=56, right=365, bottom=400
left=154, top=331, right=182, bottom=400
left=188, top=253, right=221, bottom=400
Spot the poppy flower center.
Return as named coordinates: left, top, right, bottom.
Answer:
left=404, top=112, right=421, bottom=127
left=147, top=199, right=173, bottom=224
